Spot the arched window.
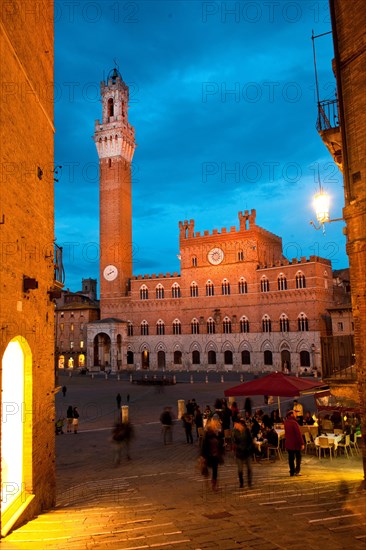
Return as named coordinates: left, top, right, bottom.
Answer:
left=241, top=350, right=251, bottom=365
left=156, top=284, right=164, bottom=299
left=191, top=318, right=199, bottom=335
left=223, top=316, right=232, bottom=334
left=173, top=319, right=181, bottom=335
left=262, top=314, right=271, bottom=333
left=300, top=350, right=310, bottom=367
left=221, top=279, right=230, bottom=295
left=264, top=350, right=273, bottom=365
left=127, top=322, right=133, bottom=336
left=190, top=282, right=198, bottom=297
left=261, top=276, right=269, bottom=292
left=240, top=316, right=250, bottom=333
left=224, top=350, right=233, bottom=364
left=208, top=350, right=216, bottom=365
left=140, top=285, right=148, bottom=300
left=172, top=283, right=181, bottom=298
left=127, top=351, right=134, bottom=364
left=298, top=313, right=309, bottom=332
left=156, top=319, right=165, bottom=335
left=192, top=350, right=200, bottom=365
left=207, top=317, right=215, bottom=334
left=107, top=97, right=114, bottom=117
left=296, top=271, right=306, bottom=289
left=280, top=314, right=289, bottom=332
left=238, top=277, right=248, bottom=294
left=278, top=273, right=287, bottom=291
left=192, top=256, right=197, bottom=267
left=174, top=350, right=182, bottom=365
left=140, top=320, right=149, bottom=336
left=238, top=249, right=244, bottom=261
left=206, top=280, right=214, bottom=296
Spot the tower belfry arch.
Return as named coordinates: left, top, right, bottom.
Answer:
left=93, top=67, right=136, bottom=314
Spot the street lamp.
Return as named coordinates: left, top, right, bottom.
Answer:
left=310, top=185, right=343, bottom=233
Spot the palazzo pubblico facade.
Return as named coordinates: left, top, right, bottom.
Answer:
left=81, top=69, right=345, bottom=375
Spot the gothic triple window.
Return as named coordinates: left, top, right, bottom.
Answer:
left=262, top=314, right=272, bottom=333
left=190, top=282, right=198, bottom=297
left=296, top=271, right=306, bottom=289
left=238, top=277, right=248, bottom=294
left=156, top=284, right=164, bottom=299
left=127, top=322, right=133, bottom=336
left=223, top=316, right=232, bottom=334
left=191, top=318, right=200, bottom=335
left=278, top=273, right=287, bottom=291
left=240, top=316, right=250, bottom=333
left=141, top=320, right=149, bottom=336
left=261, top=276, right=270, bottom=292
left=280, top=314, right=289, bottom=332
left=207, top=317, right=215, bottom=334
left=222, top=279, right=230, bottom=295
left=172, top=283, right=181, bottom=298
left=206, top=281, right=214, bottom=297
left=173, top=319, right=181, bottom=335
left=192, top=256, right=197, bottom=267
left=156, top=319, right=165, bottom=335
left=298, top=313, right=309, bottom=332
left=140, top=285, right=148, bottom=300
left=238, top=249, right=244, bottom=261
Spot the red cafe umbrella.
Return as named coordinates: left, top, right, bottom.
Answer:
left=224, top=372, right=327, bottom=416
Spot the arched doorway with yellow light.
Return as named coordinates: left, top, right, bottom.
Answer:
left=1, top=336, right=34, bottom=536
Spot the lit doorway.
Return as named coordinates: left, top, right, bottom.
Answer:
left=1, top=337, right=33, bottom=536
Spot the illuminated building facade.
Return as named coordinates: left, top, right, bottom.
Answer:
left=87, top=70, right=338, bottom=376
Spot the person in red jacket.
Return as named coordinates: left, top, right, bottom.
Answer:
left=284, top=410, right=304, bottom=477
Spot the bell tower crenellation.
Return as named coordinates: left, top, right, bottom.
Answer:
left=93, top=68, right=136, bottom=314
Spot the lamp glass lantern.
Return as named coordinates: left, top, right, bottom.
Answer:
left=313, top=189, right=330, bottom=224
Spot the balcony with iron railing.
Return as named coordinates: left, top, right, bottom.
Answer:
left=316, top=98, right=339, bottom=131
left=316, top=98, right=342, bottom=169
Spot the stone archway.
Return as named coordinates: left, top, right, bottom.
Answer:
left=281, top=349, right=291, bottom=372
left=93, top=333, right=111, bottom=370
left=1, top=337, right=33, bottom=534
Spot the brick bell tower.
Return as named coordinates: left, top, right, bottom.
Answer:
left=93, top=68, right=136, bottom=314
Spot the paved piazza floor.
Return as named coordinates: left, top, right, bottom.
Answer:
left=2, top=372, right=366, bottom=549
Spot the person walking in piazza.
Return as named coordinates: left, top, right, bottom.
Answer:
left=182, top=412, right=194, bottom=444
left=232, top=416, right=254, bottom=488
left=111, top=421, right=135, bottom=465
left=284, top=410, right=304, bottom=477
left=66, top=405, right=74, bottom=433
left=160, top=406, right=174, bottom=445
left=116, top=393, right=122, bottom=410
left=62, top=385, right=67, bottom=398
left=293, top=400, right=304, bottom=425
left=200, top=416, right=225, bottom=491
left=72, top=406, right=80, bottom=434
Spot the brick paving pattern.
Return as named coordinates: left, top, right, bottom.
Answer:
left=3, top=375, right=365, bottom=549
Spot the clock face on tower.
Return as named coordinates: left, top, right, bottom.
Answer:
left=208, top=247, right=224, bottom=265
left=103, top=264, right=118, bottom=281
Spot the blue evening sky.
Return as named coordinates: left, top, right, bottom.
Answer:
left=54, top=0, right=348, bottom=293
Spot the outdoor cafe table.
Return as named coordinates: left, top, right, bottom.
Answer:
left=314, top=433, right=344, bottom=453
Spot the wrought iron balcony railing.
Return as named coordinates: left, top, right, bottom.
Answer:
left=316, top=98, right=339, bottom=132
left=54, top=243, right=65, bottom=288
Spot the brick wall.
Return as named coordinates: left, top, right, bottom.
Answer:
left=0, top=0, right=56, bottom=532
